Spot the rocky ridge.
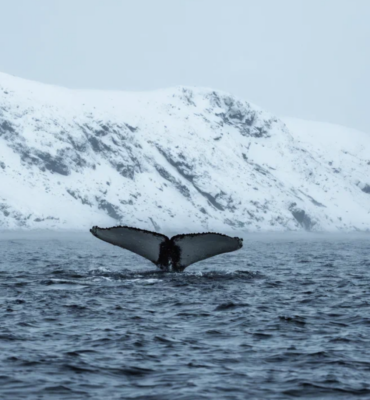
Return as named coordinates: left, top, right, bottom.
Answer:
left=0, top=72, right=369, bottom=232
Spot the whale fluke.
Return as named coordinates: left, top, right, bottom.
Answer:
left=90, top=225, right=243, bottom=271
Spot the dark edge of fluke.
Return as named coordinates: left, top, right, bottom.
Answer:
left=90, top=225, right=243, bottom=240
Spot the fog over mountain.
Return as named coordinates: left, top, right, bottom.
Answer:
left=0, top=72, right=369, bottom=232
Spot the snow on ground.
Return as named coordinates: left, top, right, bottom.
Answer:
left=0, top=72, right=369, bottom=232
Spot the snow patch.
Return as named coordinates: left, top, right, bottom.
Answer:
left=0, top=72, right=369, bottom=232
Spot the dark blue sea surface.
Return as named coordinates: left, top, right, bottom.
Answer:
left=0, top=232, right=369, bottom=399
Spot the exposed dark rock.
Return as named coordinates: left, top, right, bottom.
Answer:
left=0, top=120, right=19, bottom=140
left=156, top=146, right=196, bottom=182
left=113, top=162, right=136, bottom=180
left=228, top=110, right=244, bottom=121
left=0, top=203, right=33, bottom=226
left=126, top=124, right=138, bottom=133
left=88, top=136, right=102, bottom=152
left=215, top=192, right=236, bottom=212
left=254, top=163, right=270, bottom=176
left=224, top=219, right=245, bottom=227
left=95, top=124, right=110, bottom=137
left=36, top=151, right=70, bottom=176
left=84, top=124, right=141, bottom=179
left=88, top=121, right=127, bottom=137
left=119, top=199, right=134, bottom=206
left=113, top=152, right=141, bottom=180
left=181, top=88, right=196, bottom=107
left=299, top=190, right=326, bottom=207
left=207, top=92, right=272, bottom=139
left=17, top=145, right=71, bottom=176
left=251, top=126, right=268, bottom=138
left=2, top=208, right=10, bottom=217
left=195, top=187, right=224, bottom=211
left=361, top=184, right=370, bottom=194
left=0, top=120, right=15, bottom=137
left=155, top=165, right=191, bottom=199
left=244, top=113, right=255, bottom=126
left=309, top=197, right=325, bottom=207
left=66, top=189, right=92, bottom=206
left=156, top=146, right=227, bottom=210
left=67, top=135, right=88, bottom=153
left=289, top=203, right=315, bottom=231
left=208, top=91, right=222, bottom=108
left=96, top=198, right=122, bottom=221
left=34, top=216, right=59, bottom=222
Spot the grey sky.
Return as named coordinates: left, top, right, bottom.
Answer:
left=1, top=0, right=369, bottom=132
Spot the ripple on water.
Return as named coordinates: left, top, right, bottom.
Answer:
left=0, top=235, right=369, bottom=399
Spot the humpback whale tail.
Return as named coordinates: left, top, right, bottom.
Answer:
left=90, top=225, right=243, bottom=272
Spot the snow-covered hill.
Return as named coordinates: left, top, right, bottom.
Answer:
left=0, top=72, right=369, bottom=232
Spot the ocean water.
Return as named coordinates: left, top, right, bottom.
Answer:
left=0, top=232, right=369, bottom=400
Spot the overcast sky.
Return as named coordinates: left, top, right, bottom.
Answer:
left=1, top=0, right=369, bottom=132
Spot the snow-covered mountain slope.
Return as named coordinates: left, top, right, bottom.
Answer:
left=0, top=72, right=369, bottom=232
